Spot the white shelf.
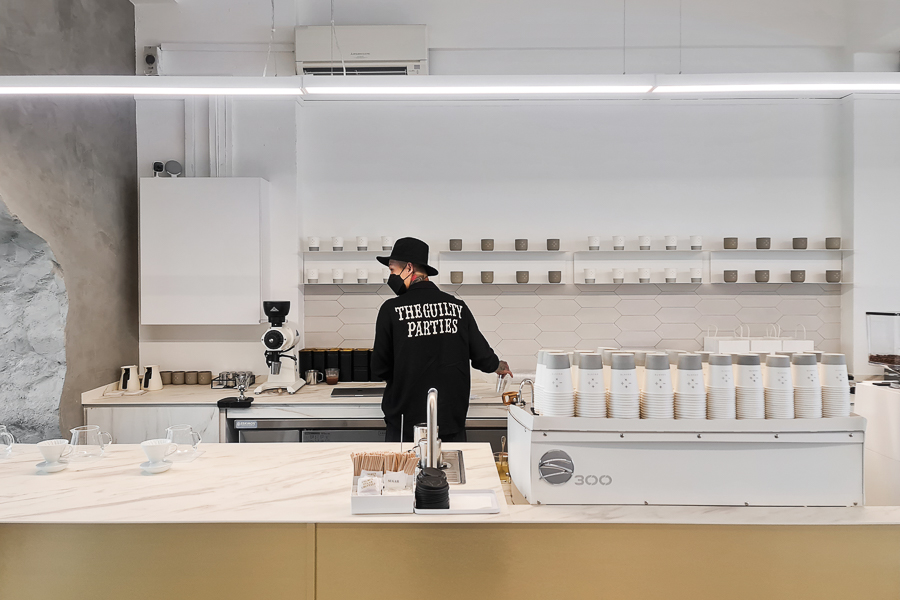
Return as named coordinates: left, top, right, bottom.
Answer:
left=709, top=249, right=852, bottom=255
left=574, top=250, right=704, bottom=258
left=438, top=250, right=566, bottom=260
left=303, top=250, right=387, bottom=260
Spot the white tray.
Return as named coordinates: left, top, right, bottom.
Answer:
left=414, top=489, right=500, bottom=515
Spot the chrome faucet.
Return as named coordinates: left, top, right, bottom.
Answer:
left=416, top=388, right=442, bottom=469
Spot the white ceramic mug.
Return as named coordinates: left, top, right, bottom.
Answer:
left=142, top=365, right=163, bottom=391
left=332, top=236, right=343, bottom=251
left=357, top=268, right=368, bottom=283
left=612, top=268, right=625, bottom=283
left=690, top=267, right=702, bottom=283
left=357, top=236, right=368, bottom=251
left=584, top=268, right=596, bottom=283
left=306, top=268, right=319, bottom=284
left=638, top=268, right=651, bottom=282
left=588, top=236, right=600, bottom=250
left=665, top=235, right=678, bottom=249
left=141, top=439, right=177, bottom=465
left=308, top=236, right=320, bottom=251
left=638, top=236, right=651, bottom=250
left=664, top=268, right=677, bottom=282
left=382, top=267, right=391, bottom=283
left=690, top=235, right=702, bottom=250
left=331, top=268, right=343, bottom=284
left=382, top=236, right=393, bottom=251
left=612, top=235, right=625, bottom=250
left=37, top=439, right=73, bottom=464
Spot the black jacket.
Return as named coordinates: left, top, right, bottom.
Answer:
left=371, top=280, right=500, bottom=437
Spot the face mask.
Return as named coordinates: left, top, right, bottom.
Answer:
left=387, top=267, right=412, bottom=296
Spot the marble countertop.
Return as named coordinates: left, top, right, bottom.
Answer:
left=82, top=381, right=508, bottom=407
left=2, top=442, right=900, bottom=525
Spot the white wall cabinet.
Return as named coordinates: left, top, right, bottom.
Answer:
left=84, top=406, right=220, bottom=444
left=139, top=177, right=266, bottom=325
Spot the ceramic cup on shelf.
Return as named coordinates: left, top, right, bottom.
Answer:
left=515, top=239, right=528, bottom=251
left=171, top=371, right=185, bottom=385
left=638, top=268, right=651, bottom=283
left=588, top=236, right=600, bottom=251
left=612, top=268, right=624, bottom=284
left=724, top=270, right=738, bottom=283
left=450, top=271, right=464, bottom=284
left=826, top=237, right=842, bottom=250
left=449, top=239, right=463, bottom=251
left=548, top=270, right=562, bottom=284
left=332, top=268, right=343, bottom=284
left=516, top=271, right=530, bottom=284
left=357, top=268, right=368, bottom=284
left=197, top=371, right=212, bottom=386
left=332, top=236, right=343, bottom=252
left=826, top=270, right=842, bottom=283
left=306, top=268, right=319, bottom=284
left=665, top=235, right=678, bottom=250
left=160, top=371, right=172, bottom=385
left=793, top=237, right=808, bottom=250
left=382, top=236, right=393, bottom=251
left=755, top=270, right=770, bottom=283
left=184, top=371, right=198, bottom=385
left=357, top=236, right=368, bottom=251
left=665, top=268, right=677, bottom=283
left=547, top=239, right=560, bottom=251
left=382, top=268, right=391, bottom=283
left=481, top=239, right=494, bottom=251
left=791, top=270, right=806, bottom=283
left=308, top=236, right=320, bottom=252
left=584, top=268, right=596, bottom=284
left=690, top=268, right=702, bottom=283
left=639, top=236, right=651, bottom=250
left=481, top=271, right=494, bottom=284
left=690, top=235, right=702, bottom=250
left=612, top=236, right=625, bottom=251
left=724, top=237, right=738, bottom=249
left=756, top=237, right=771, bottom=250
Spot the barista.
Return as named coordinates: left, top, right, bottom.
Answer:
left=371, top=237, right=512, bottom=443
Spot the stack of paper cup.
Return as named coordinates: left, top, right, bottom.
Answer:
left=675, top=354, right=706, bottom=419
left=608, top=353, right=640, bottom=418
left=820, top=353, right=851, bottom=417
left=764, top=355, right=794, bottom=419
left=535, top=349, right=562, bottom=414
left=735, top=354, right=765, bottom=419
left=575, top=353, right=606, bottom=417
left=537, top=353, right=575, bottom=417
left=792, top=353, right=822, bottom=418
left=706, top=354, right=736, bottom=419
left=640, top=353, right=674, bottom=419
left=599, top=347, right=618, bottom=391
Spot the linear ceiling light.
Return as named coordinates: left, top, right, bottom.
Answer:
left=304, top=85, right=653, bottom=95
left=0, top=87, right=303, bottom=96
left=0, top=76, right=304, bottom=96
left=654, top=83, right=900, bottom=93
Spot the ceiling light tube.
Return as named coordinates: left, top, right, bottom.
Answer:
left=0, top=76, right=304, bottom=96
left=304, top=85, right=652, bottom=95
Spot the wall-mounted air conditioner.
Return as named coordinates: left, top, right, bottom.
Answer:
left=295, top=25, right=428, bottom=76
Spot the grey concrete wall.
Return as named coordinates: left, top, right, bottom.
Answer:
left=0, top=1, right=138, bottom=436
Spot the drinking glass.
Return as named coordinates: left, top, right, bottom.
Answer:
left=325, top=368, right=340, bottom=385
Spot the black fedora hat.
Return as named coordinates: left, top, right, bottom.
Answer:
left=376, top=237, right=439, bottom=276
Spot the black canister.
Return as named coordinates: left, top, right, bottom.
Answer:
left=352, top=349, right=369, bottom=382
left=367, top=348, right=380, bottom=382
left=326, top=348, right=340, bottom=370
left=339, top=349, right=353, bottom=383
left=311, top=349, right=327, bottom=373
left=297, top=349, right=313, bottom=377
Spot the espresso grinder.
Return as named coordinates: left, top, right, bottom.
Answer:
left=254, top=301, right=304, bottom=394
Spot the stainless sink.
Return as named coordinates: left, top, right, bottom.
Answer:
left=439, top=449, right=466, bottom=484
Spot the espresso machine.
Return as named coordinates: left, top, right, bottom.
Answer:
left=254, top=301, right=304, bottom=394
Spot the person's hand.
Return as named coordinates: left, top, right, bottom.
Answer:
left=496, top=360, right=513, bottom=378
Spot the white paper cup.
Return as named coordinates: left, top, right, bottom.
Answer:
left=37, top=439, right=73, bottom=464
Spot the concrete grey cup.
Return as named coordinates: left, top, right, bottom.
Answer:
left=826, top=237, right=841, bottom=250
left=755, top=270, right=770, bottom=283
left=160, top=371, right=172, bottom=385
left=548, top=271, right=562, bottom=284
left=546, top=238, right=560, bottom=251
left=724, top=237, right=738, bottom=250
left=724, top=270, right=738, bottom=283
left=756, top=237, right=771, bottom=250
left=450, top=271, right=464, bottom=284
left=791, top=270, right=806, bottom=283
left=826, top=270, right=842, bottom=283
left=516, top=271, right=529, bottom=284
left=185, top=371, right=198, bottom=385
left=481, top=239, right=494, bottom=251
left=481, top=271, right=494, bottom=284
left=515, top=239, right=528, bottom=251
left=792, top=237, right=808, bottom=250
left=449, top=239, right=463, bottom=251
left=171, top=371, right=185, bottom=385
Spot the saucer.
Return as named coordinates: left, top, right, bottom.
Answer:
left=140, top=460, right=172, bottom=474
left=36, top=460, right=68, bottom=473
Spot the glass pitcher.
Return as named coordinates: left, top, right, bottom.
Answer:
left=165, top=424, right=201, bottom=461
left=69, top=425, right=112, bottom=461
left=0, top=425, right=15, bottom=457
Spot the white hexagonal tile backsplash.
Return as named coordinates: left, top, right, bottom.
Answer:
left=304, top=286, right=841, bottom=373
